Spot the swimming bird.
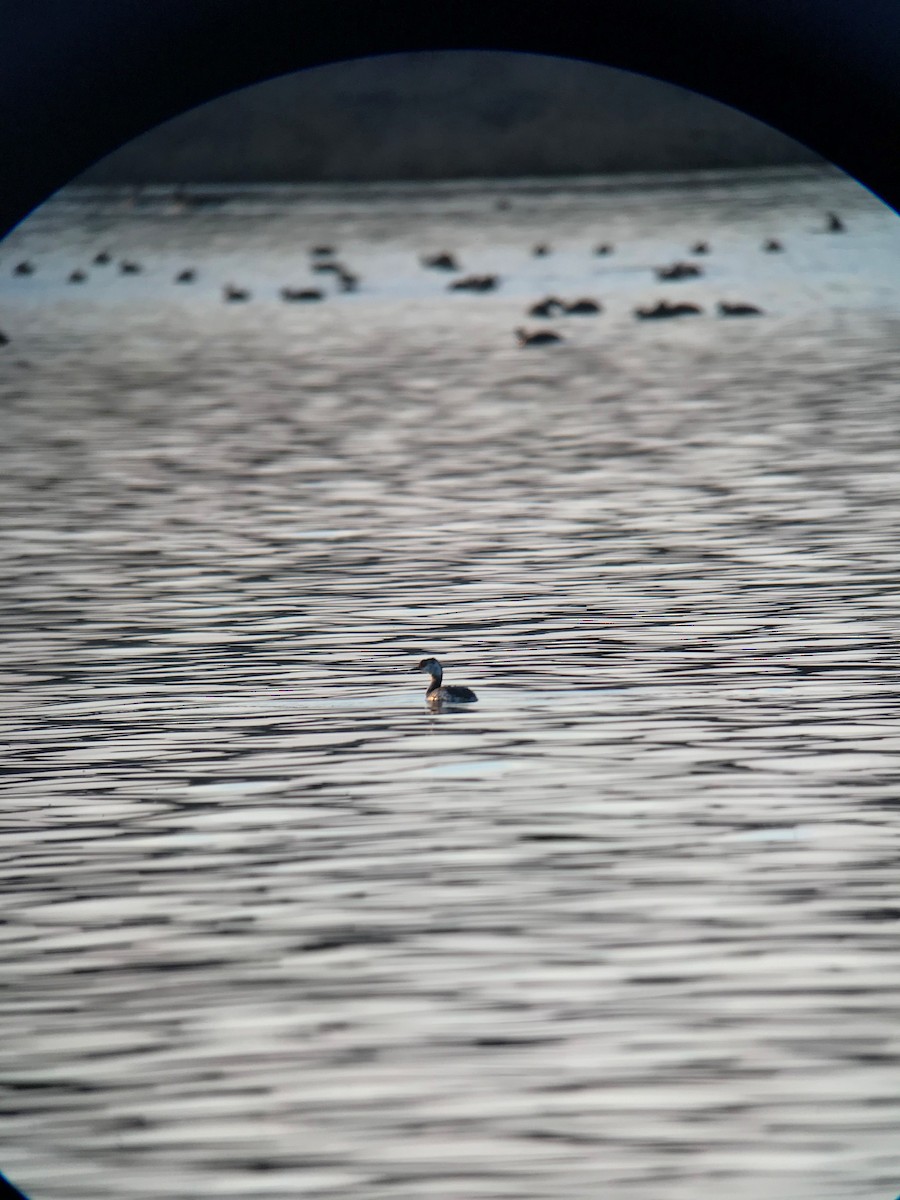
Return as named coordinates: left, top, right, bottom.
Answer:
left=826, top=212, right=845, bottom=233
left=528, top=297, right=564, bottom=317
left=634, top=300, right=702, bottom=320
left=422, top=252, right=459, bottom=271
left=119, top=260, right=142, bottom=274
left=93, top=251, right=111, bottom=266
left=449, top=274, right=498, bottom=292
left=223, top=284, right=250, bottom=302
left=67, top=269, right=87, bottom=283
left=564, top=298, right=602, bottom=314
left=532, top=243, right=551, bottom=256
left=690, top=241, right=710, bottom=254
left=717, top=301, right=763, bottom=316
left=175, top=268, right=196, bottom=283
left=280, top=287, right=323, bottom=302
left=13, top=261, right=34, bottom=276
left=416, top=657, right=478, bottom=705
left=515, top=327, right=563, bottom=346
left=762, top=238, right=783, bottom=253
left=594, top=243, right=614, bottom=256
left=655, top=261, right=702, bottom=281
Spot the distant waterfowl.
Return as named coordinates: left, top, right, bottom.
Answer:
left=655, top=261, right=702, bottom=281
left=449, top=274, right=498, bottom=292
left=635, top=300, right=702, bottom=320
left=280, top=287, right=323, bottom=302
left=422, top=252, right=459, bottom=271
left=223, top=284, right=250, bottom=302
left=119, top=260, right=142, bottom=274
left=826, top=212, right=845, bottom=233
left=532, top=243, right=551, bottom=257
left=310, top=245, right=336, bottom=257
left=416, top=657, right=478, bottom=706
left=13, top=261, right=34, bottom=276
left=516, top=327, right=564, bottom=346
left=691, top=241, right=710, bottom=254
left=529, top=296, right=564, bottom=317
left=93, top=251, right=111, bottom=266
left=67, top=269, right=87, bottom=284
left=594, top=243, right=614, bottom=256
left=175, top=268, right=196, bottom=283
left=762, top=238, right=783, bottom=253
left=564, top=298, right=602, bottom=315
left=717, top=301, right=763, bottom=317
left=309, top=261, right=359, bottom=290
left=0, top=330, right=9, bottom=345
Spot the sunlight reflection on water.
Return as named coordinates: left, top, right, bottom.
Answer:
left=2, top=167, right=900, bottom=1200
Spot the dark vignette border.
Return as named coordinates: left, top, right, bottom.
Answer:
left=2, top=0, right=900, bottom=236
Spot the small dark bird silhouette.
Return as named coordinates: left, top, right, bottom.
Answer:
left=717, top=301, right=763, bottom=317
left=280, top=287, right=323, bottom=302
left=93, top=251, right=112, bottom=266
left=826, top=212, right=845, bottom=233
left=635, top=300, right=702, bottom=320
left=655, top=261, right=702, bottom=281
left=564, top=298, right=602, bottom=315
left=594, top=243, right=614, bottom=256
left=13, top=261, right=34, bottom=276
left=421, top=252, right=459, bottom=271
left=515, top=327, right=563, bottom=346
left=223, top=284, right=250, bottom=302
left=119, top=260, right=142, bottom=274
left=690, top=241, right=710, bottom=254
left=449, top=275, right=498, bottom=292
left=67, top=269, right=87, bottom=284
left=175, top=269, right=196, bottom=283
left=532, top=243, right=551, bottom=257
left=762, top=238, right=783, bottom=253
left=528, top=297, right=564, bottom=318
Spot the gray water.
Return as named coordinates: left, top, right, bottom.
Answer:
left=2, top=166, right=900, bottom=1200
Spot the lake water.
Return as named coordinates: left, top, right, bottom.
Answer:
left=2, top=166, right=900, bottom=1200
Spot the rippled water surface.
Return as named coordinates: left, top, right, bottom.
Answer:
left=2, top=167, right=900, bottom=1199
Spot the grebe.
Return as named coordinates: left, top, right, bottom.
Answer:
left=416, top=658, right=478, bottom=705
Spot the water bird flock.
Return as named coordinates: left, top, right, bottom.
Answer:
left=6, top=202, right=852, bottom=341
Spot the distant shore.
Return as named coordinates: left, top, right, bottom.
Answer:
left=77, top=52, right=820, bottom=187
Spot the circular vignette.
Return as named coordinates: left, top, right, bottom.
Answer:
left=2, top=0, right=900, bottom=235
